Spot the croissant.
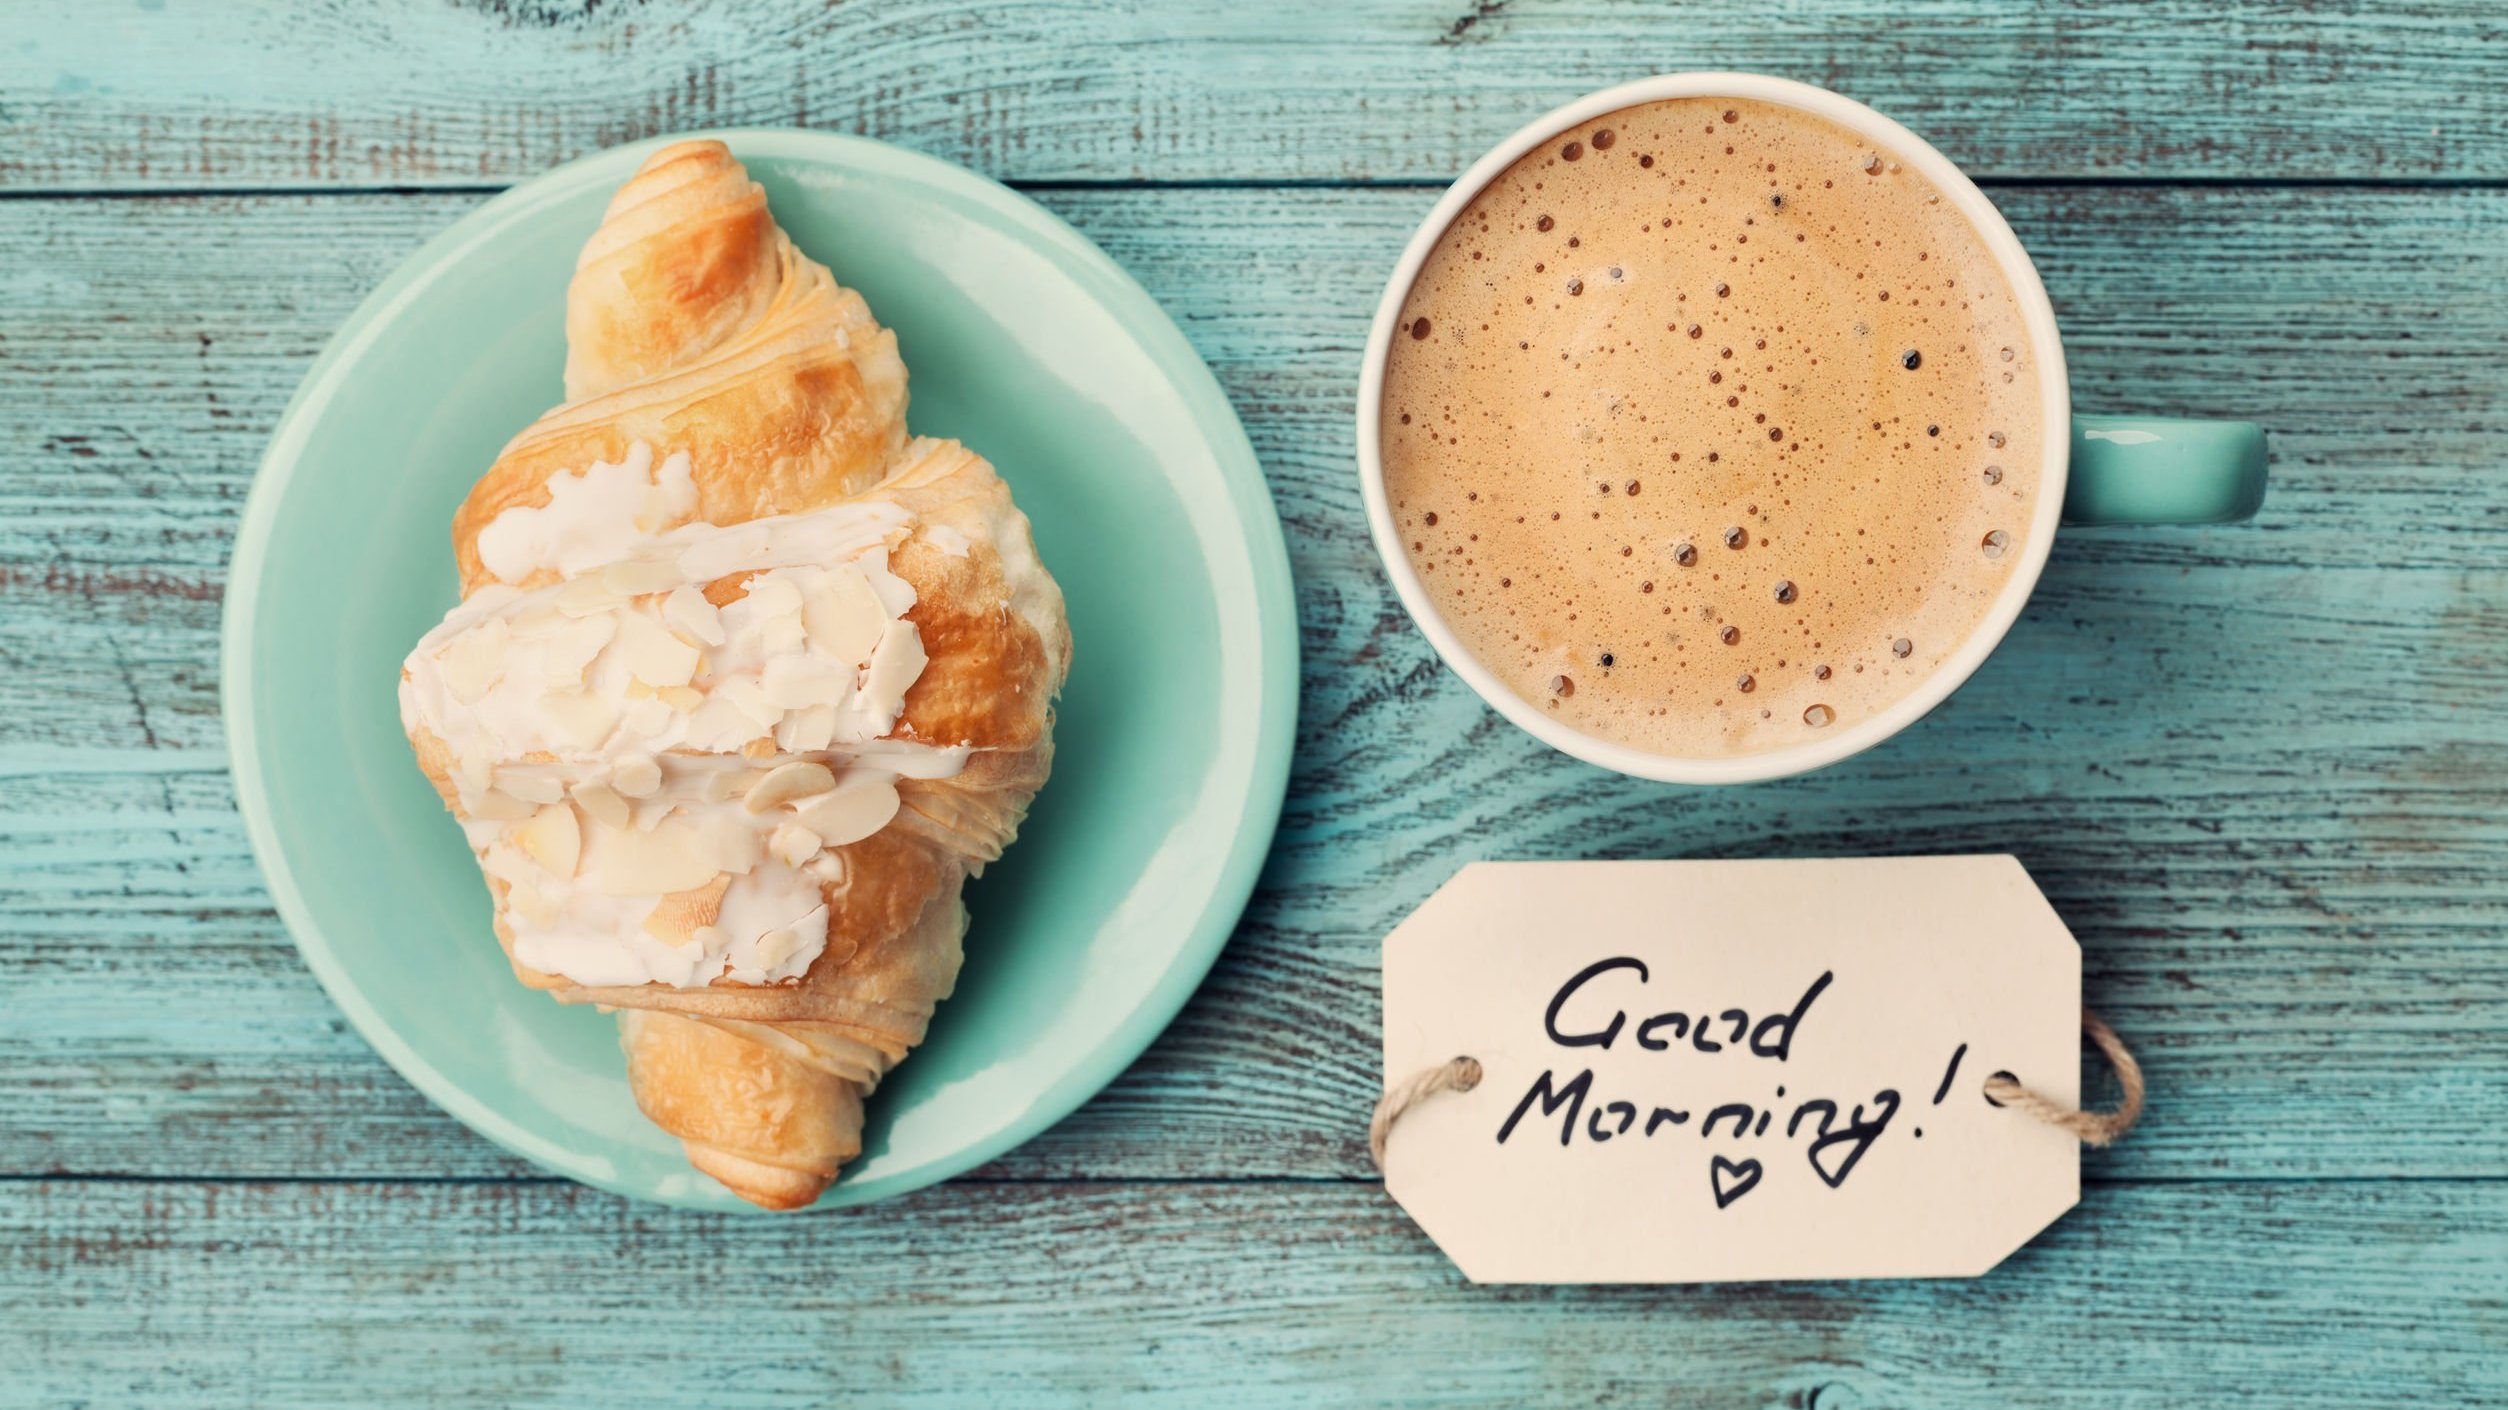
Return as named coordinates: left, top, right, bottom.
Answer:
left=397, top=140, right=1070, bottom=1210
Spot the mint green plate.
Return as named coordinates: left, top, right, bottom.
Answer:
left=222, top=131, right=1295, bottom=1211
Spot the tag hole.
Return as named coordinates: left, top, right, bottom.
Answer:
left=1984, top=1069, right=2018, bottom=1108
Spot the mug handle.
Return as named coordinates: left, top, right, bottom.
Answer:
left=2064, top=415, right=2268, bottom=526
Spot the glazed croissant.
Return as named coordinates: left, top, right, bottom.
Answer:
left=398, top=140, right=1069, bottom=1209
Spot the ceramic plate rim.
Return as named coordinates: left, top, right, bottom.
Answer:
left=221, top=128, right=1297, bottom=1211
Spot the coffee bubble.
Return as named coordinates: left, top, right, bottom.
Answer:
left=1891, top=637, right=1913, bottom=658
left=1803, top=703, right=1835, bottom=727
left=1723, top=526, right=1747, bottom=549
left=1981, top=530, right=2010, bottom=559
left=1773, top=580, right=1797, bottom=604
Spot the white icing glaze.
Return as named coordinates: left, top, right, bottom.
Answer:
left=405, top=501, right=925, bottom=771
left=402, top=441, right=985, bottom=991
left=475, top=442, right=698, bottom=583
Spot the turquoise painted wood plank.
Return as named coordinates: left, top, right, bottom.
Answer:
left=4, top=0, right=2506, bottom=190
left=3, top=1178, right=2503, bottom=1407
left=2, top=185, right=2503, bottom=1181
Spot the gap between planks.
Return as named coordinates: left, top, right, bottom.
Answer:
left=8, top=176, right=2508, bottom=203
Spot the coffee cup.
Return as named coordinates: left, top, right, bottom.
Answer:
left=1355, top=72, right=2266, bottom=785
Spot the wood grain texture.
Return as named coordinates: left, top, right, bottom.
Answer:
left=3, top=185, right=2503, bottom=1182
left=4, top=0, right=2506, bottom=190
left=4, top=1178, right=2504, bottom=1407
left=7, top=2, right=2508, bottom=1396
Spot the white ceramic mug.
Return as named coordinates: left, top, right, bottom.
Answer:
left=1355, top=72, right=2265, bottom=785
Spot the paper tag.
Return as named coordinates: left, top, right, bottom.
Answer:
left=1380, top=856, right=2081, bottom=1283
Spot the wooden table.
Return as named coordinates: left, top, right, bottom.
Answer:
left=5, top=2, right=2503, bottom=1403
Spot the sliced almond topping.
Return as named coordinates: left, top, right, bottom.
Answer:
left=477, top=841, right=538, bottom=888
left=743, top=760, right=837, bottom=814
left=611, top=752, right=663, bottom=799
left=716, top=676, right=784, bottom=730
left=690, top=810, right=765, bottom=874
left=516, top=802, right=583, bottom=878
left=540, top=613, right=618, bottom=685
left=455, top=751, right=495, bottom=797
left=467, top=788, right=536, bottom=822
left=692, top=924, right=728, bottom=954
left=792, top=774, right=901, bottom=848
left=857, top=621, right=929, bottom=721
left=494, top=770, right=566, bottom=805
left=739, top=735, right=780, bottom=760
left=441, top=618, right=510, bottom=703
left=571, top=779, right=630, bottom=830
left=743, top=573, right=804, bottom=618
left=621, top=697, right=673, bottom=738
left=641, top=874, right=729, bottom=947
left=760, top=613, right=807, bottom=657
left=611, top=610, right=700, bottom=688
left=586, top=817, right=718, bottom=896
left=556, top=575, right=624, bottom=618
left=600, top=557, right=682, bottom=598
left=778, top=702, right=837, bottom=753
left=760, top=655, right=852, bottom=711
left=801, top=567, right=889, bottom=667
left=658, top=685, right=705, bottom=713
left=541, top=690, right=620, bottom=749
left=684, top=697, right=757, bottom=752
left=770, top=821, right=823, bottom=868
left=661, top=585, right=727, bottom=647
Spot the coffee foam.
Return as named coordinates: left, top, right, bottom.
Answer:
left=1381, top=96, right=2046, bottom=759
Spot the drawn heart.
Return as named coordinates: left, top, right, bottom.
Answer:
left=1710, top=1155, right=1763, bottom=1209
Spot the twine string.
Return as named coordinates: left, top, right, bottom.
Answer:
left=1980, top=1007, right=2145, bottom=1148
left=1369, top=1008, right=2141, bottom=1171
left=1368, top=1055, right=1482, bottom=1170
